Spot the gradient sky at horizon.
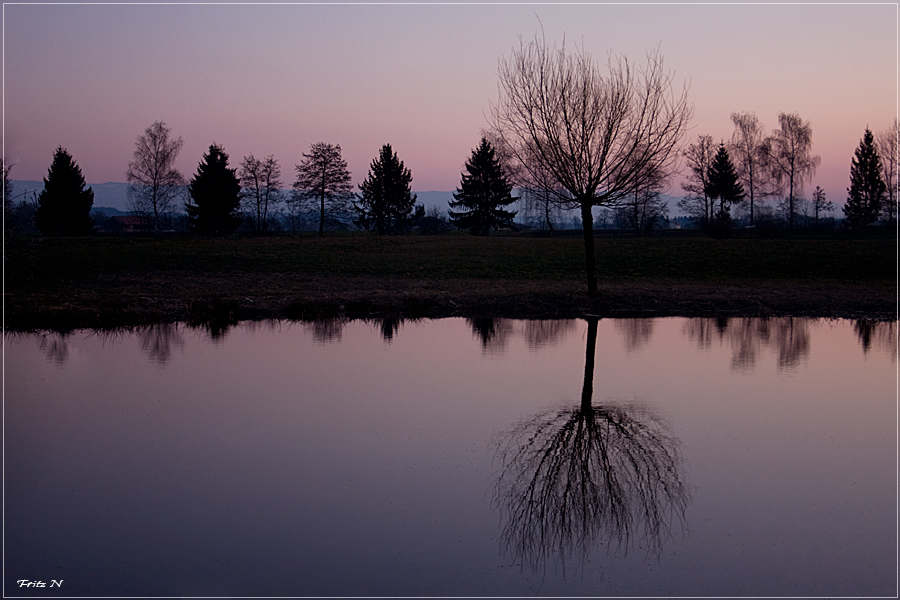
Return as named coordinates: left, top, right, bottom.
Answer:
left=3, top=3, right=897, bottom=207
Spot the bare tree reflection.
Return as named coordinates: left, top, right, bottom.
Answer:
left=373, top=317, right=402, bottom=342
left=854, top=319, right=898, bottom=361
left=723, top=318, right=772, bottom=370
left=521, top=319, right=576, bottom=350
left=138, top=323, right=185, bottom=365
left=614, top=318, right=655, bottom=353
left=684, top=317, right=810, bottom=370
left=37, top=332, right=70, bottom=365
left=682, top=317, right=722, bottom=350
left=469, top=318, right=574, bottom=354
left=772, top=317, right=810, bottom=369
left=468, top=318, right=513, bottom=354
left=306, top=318, right=346, bottom=343
left=494, top=318, right=689, bottom=573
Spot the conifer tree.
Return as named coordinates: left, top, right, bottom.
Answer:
left=449, top=138, right=517, bottom=235
left=355, top=144, right=421, bottom=234
left=35, top=147, right=94, bottom=235
left=185, top=144, right=242, bottom=235
left=707, top=144, right=744, bottom=224
left=843, top=128, right=886, bottom=227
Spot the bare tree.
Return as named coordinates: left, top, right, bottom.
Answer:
left=876, top=119, right=898, bottom=224
left=240, top=154, right=282, bottom=234
left=618, top=187, right=669, bottom=233
left=810, top=185, right=834, bottom=230
left=677, top=134, right=716, bottom=228
left=764, top=113, right=820, bottom=230
left=3, top=156, right=14, bottom=233
left=293, top=142, right=354, bottom=236
left=728, top=111, right=772, bottom=225
left=491, top=37, right=692, bottom=296
left=125, top=121, right=185, bottom=231
left=619, top=148, right=671, bottom=233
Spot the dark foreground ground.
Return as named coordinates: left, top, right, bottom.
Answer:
left=4, top=232, right=897, bottom=331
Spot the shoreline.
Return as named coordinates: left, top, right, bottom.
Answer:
left=5, top=277, right=896, bottom=332
left=5, top=234, right=895, bottom=331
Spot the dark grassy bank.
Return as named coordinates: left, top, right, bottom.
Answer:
left=4, top=232, right=896, bottom=330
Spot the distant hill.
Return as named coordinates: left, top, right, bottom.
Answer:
left=12, top=180, right=131, bottom=211
left=11, top=182, right=689, bottom=220
left=414, top=191, right=454, bottom=215
left=12, top=180, right=457, bottom=216
left=91, top=206, right=131, bottom=217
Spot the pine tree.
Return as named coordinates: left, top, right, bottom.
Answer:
left=843, top=128, right=886, bottom=227
left=35, top=147, right=94, bottom=235
left=185, top=144, right=242, bottom=235
left=706, top=144, right=744, bottom=225
left=449, top=138, right=517, bottom=235
left=355, top=144, right=421, bottom=234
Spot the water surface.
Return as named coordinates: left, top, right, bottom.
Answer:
left=5, top=317, right=896, bottom=597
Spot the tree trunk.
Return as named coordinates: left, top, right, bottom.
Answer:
left=544, top=198, right=554, bottom=235
left=788, top=176, right=795, bottom=230
left=580, top=202, right=598, bottom=296
left=581, top=316, right=599, bottom=411
left=319, top=194, right=325, bottom=236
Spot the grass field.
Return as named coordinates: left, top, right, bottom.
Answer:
left=4, top=232, right=896, bottom=330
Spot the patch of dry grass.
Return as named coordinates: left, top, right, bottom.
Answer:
left=4, top=233, right=896, bottom=330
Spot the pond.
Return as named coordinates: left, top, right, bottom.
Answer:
left=5, top=317, right=897, bottom=597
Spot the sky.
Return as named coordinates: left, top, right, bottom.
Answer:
left=3, top=2, right=897, bottom=208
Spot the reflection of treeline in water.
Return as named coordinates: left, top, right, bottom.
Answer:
left=684, top=317, right=812, bottom=370
left=684, top=317, right=897, bottom=369
left=16, top=317, right=895, bottom=367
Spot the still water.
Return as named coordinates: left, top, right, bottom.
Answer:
left=5, top=317, right=897, bottom=597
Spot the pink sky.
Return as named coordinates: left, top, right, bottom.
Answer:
left=3, top=3, right=896, bottom=207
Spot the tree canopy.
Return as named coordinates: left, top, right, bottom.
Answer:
left=35, top=147, right=94, bottom=235
left=449, top=138, right=517, bottom=235
left=185, top=144, right=242, bottom=235
left=355, top=143, right=421, bottom=234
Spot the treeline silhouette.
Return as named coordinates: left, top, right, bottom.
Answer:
left=4, top=117, right=896, bottom=238
left=4, top=124, right=524, bottom=238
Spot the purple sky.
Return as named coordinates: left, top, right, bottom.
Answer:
left=3, top=3, right=896, bottom=206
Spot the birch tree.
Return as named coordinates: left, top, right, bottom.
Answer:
left=728, top=112, right=771, bottom=225
left=126, top=121, right=185, bottom=231
left=764, top=113, right=820, bottom=230
left=876, top=119, right=898, bottom=224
